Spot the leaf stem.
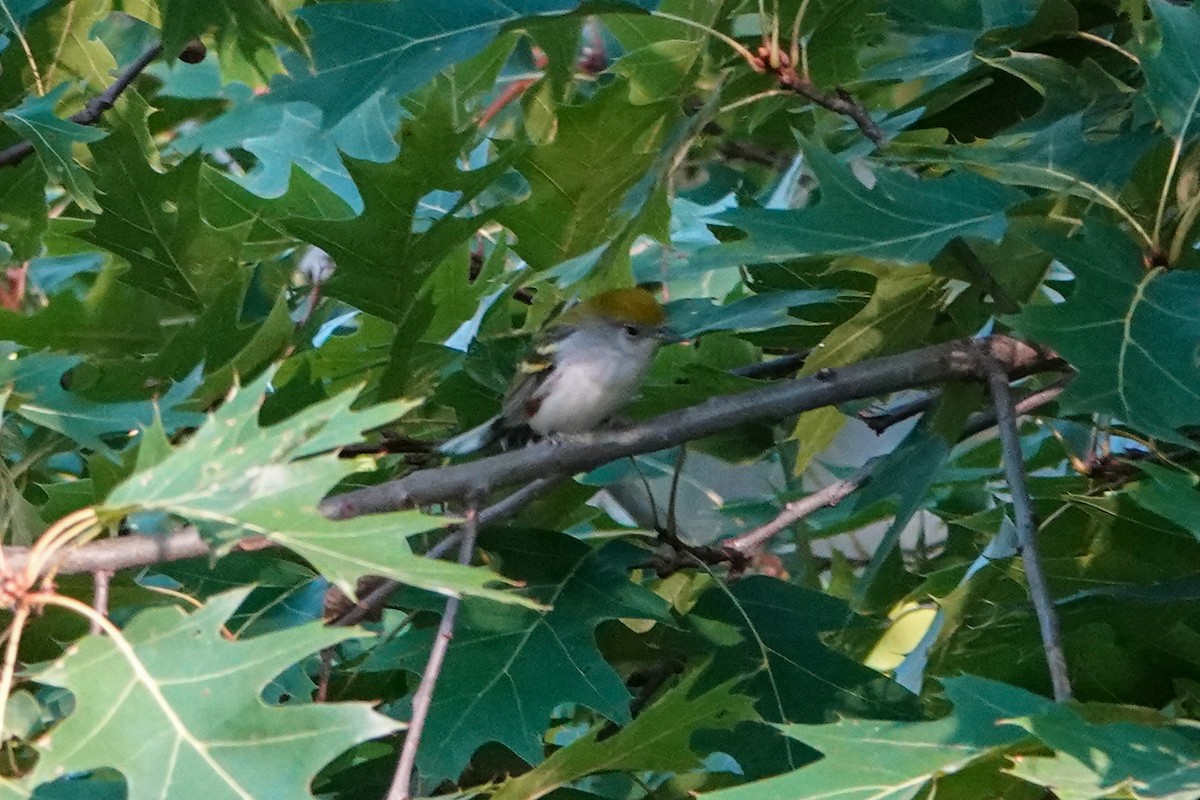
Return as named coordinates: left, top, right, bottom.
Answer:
left=1153, top=86, right=1200, bottom=254
left=0, top=605, right=31, bottom=742
left=0, top=0, right=45, bottom=96
left=649, top=11, right=759, bottom=65
left=1075, top=30, right=1140, bottom=64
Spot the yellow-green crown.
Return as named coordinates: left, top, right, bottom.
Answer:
left=562, top=288, right=666, bottom=326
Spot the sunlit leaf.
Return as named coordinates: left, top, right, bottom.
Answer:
left=102, top=371, right=527, bottom=605
left=24, top=590, right=399, bottom=800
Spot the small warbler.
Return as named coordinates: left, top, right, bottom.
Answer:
left=441, top=288, right=679, bottom=454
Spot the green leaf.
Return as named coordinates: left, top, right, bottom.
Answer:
left=892, top=114, right=1158, bottom=199
left=283, top=90, right=522, bottom=323
left=690, top=577, right=901, bottom=772
left=706, top=675, right=1050, bottom=800
left=870, top=0, right=1076, bottom=87
left=1, top=0, right=117, bottom=108
left=170, top=88, right=363, bottom=211
left=366, top=531, right=668, bottom=782
left=1009, top=221, right=1200, bottom=439
left=693, top=146, right=1025, bottom=270
left=158, top=0, right=303, bottom=61
left=611, top=40, right=700, bottom=105
left=269, top=0, right=658, bottom=124
left=0, top=266, right=182, bottom=356
left=101, top=371, right=526, bottom=604
left=24, top=590, right=400, bottom=800
left=1126, top=464, right=1200, bottom=540
left=498, top=79, right=676, bottom=270
left=4, top=352, right=203, bottom=454
left=0, top=158, right=48, bottom=262
left=665, top=289, right=841, bottom=338
left=2, top=83, right=105, bottom=211
left=85, top=122, right=249, bottom=310
left=789, top=263, right=940, bottom=473
left=492, top=668, right=758, bottom=800
left=774, top=0, right=882, bottom=87
left=851, top=423, right=958, bottom=611
left=1011, top=703, right=1200, bottom=800
left=1140, top=0, right=1200, bottom=141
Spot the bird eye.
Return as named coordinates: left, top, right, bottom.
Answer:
left=623, top=324, right=640, bottom=337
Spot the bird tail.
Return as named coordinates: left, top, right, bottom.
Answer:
left=439, top=416, right=503, bottom=456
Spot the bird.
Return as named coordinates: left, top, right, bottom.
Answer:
left=440, top=287, right=680, bottom=455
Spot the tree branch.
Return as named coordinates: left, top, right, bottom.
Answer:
left=861, top=377, right=1069, bottom=435
left=723, top=465, right=873, bottom=556
left=321, top=336, right=1058, bottom=517
left=0, top=41, right=163, bottom=169
left=784, top=78, right=886, bottom=147
left=386, top=502, right=480, bottom=800
left=986, top=366, right=1072, bottom=701
left=746, top=46, right=884, bottom=146
left=1, top=336, right=1058, bottom=580
left=3, top=527, right=208, bottom=575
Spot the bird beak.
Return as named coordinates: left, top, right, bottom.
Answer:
left=656, top=325, right=685, bottom=343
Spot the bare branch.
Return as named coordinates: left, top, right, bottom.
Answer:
left=0, top=337, right=1057, bottom=580
left=723, top=465, right=872, bottom=556
left=3, top=528, right=208, bottom=576
left=89, top=569, right=112, bottom=635
left=964, top=379, right=1068, bottom=438
left=386, top=502, right=480, bottom=800
left=729, top=351, right=808, bottom=379
left=322, top=336, right=1058, bottom=518
left=861, top=376, right=1069, bottom=435
left=783, top=77, right=886, bottom=147
left=723, top=376, right=1069, bottom=557
left=986, top=366, right=1072, bottom=701
left=0, top=42, right=164, bottom=169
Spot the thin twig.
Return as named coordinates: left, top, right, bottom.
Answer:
left=386, top=502, right=481, bottom=800
left=859, top=392, right=943, bottom=434
left=861, top=377, right=1069, bottom=435
left=665, top=448, right=687, bottom=538
left=986, top=366, right=1072, bottom=701
left=331, top=477, right=563, bottom=627
left=315, top=647, right=333, bottom=702
left=730, top=351, right=808, bottom=379
left=0, top=605, right=30, bottom=741
left=90, top=569, right=112, bottom=635
left=723, top=465, right=873, bottom=555
left=476, top=47, right=548, bottom=128
left=727, top=375, right=1070, bottom=556
left=963, top=380, right=1069, bottom=438
left=783, top=77, right=885, bottom=146
left=0, top=42, right=164, bottom=169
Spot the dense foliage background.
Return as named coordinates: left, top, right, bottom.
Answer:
left=3, top=0, right=1200, bottom=798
